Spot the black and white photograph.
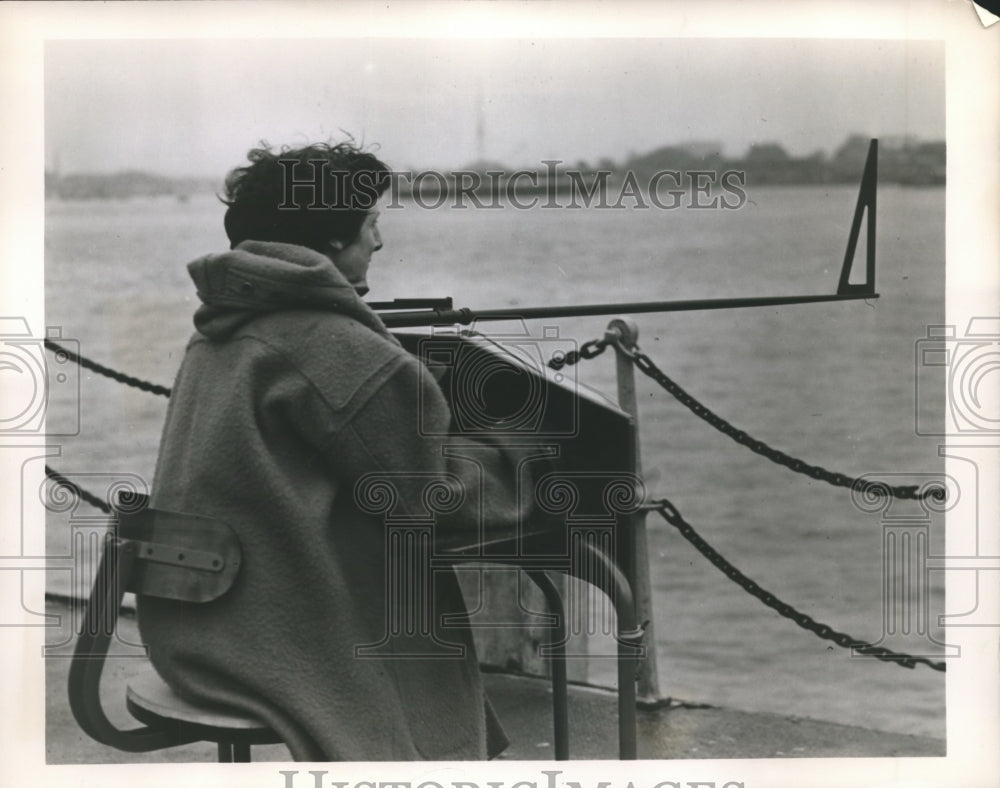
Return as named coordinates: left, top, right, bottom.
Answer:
left=1, top=2, right=997, bottom=787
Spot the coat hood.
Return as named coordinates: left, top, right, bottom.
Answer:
left=187, top=240, right=393, bottom=340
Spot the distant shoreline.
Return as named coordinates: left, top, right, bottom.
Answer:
left=44, top=135, right=946, bottom=201
left=45, top=176, right=946, bottom=208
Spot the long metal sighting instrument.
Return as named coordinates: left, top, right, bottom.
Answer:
left=371, top=139, right=879, bottom=328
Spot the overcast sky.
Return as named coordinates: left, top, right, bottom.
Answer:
left=45, top=37, right=943, bottom=176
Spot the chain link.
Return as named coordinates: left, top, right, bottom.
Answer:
left=43, top=465, right=113, bottom=515
left=563, top=337, right=944, bottom=503
left=547, top=338, right=609, bottom=371
left=651, top=498, right=946, bottom=672
left=45, top=338, right=172, bottom=398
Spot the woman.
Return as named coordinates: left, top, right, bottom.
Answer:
left=138, top=141, right=546, bottom=761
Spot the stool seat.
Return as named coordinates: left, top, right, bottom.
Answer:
left=126, top=668, right=282, bottom=745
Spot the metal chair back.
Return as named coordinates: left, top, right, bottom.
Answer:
left=67, top=493, right=243, bottom=753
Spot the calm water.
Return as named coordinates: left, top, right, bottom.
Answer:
left=45, top=184, right=946, bottom=740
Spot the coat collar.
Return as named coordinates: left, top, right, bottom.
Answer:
left=188, top=240, right=395, bottom=342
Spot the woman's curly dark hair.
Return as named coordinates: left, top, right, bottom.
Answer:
left=221, top=140, right=391, bottom=250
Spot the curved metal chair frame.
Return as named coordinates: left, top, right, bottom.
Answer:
left=460, top=542, right=641, bottom=760
left=67, top=500, right=282, bottom=762
left=69, top=500, right=640, bottom=762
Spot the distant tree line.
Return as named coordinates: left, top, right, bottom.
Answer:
left=582, top=134, right=944, bottom=187
left=45, top=133, right=944, bottom=201
left=45, top=170, right=221, bottom=201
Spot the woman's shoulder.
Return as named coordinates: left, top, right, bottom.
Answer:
left=242, top=308, right=402, bottom=355
left=242, top=309, right=418, bottom=411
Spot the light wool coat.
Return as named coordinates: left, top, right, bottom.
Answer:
left=138, top=240, right=534, bottom=760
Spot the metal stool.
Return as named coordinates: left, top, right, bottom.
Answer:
left=67, top=496, right=283, bottom=762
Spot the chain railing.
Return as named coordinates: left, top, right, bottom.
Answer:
left=551, top=335, right=948, bottom=672
left=44, top=338, right=172, bottom=398
left=41, top=341, right=168, bottom=512
left=44, top=333, right=948, bottom=674
left=44, top=464, right=113, bottom=515
left=550, top=336, right=945, bottom=503
left=650, top=497, right=946, bottom=672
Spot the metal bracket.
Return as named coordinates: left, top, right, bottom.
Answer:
left=605, top=317, right=640, bottom=352
left=133, top=540, right=226, bottom=573
left=837, top=138, right=878, bottom=296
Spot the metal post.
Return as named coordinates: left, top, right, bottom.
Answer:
left=232, top=742, right=252, bottom=762
left=526, top=570, right=570, bottom=760
left=605, top=318, right=661, bottom=704
left=580, top=540, right=640, bottom=759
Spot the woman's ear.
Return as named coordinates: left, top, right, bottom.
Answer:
left=328, top=239, right=345, bottom=252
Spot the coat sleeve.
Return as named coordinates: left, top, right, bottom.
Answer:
left=317, top=351, right=554, bottom=548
